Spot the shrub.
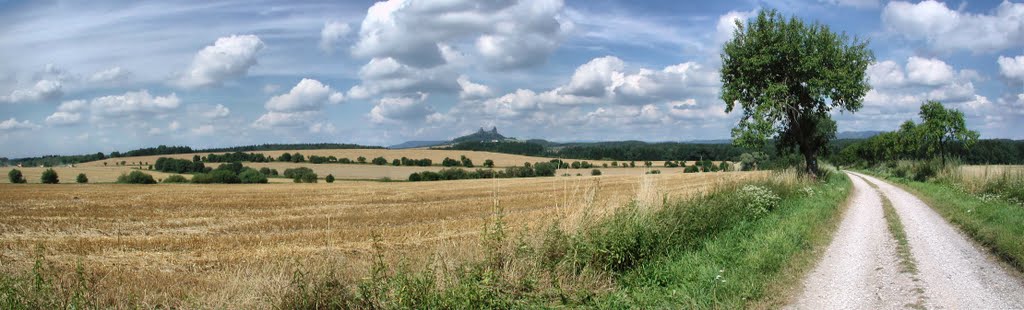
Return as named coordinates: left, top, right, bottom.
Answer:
left=299, top=173, right=318, bottom=183
left=719, top=162, right=732, bottom=172
left=442, top=157, right=460, bottom=167
left=483, top=159, right=495, bottom=168
left=117, top=171, right=156, bottom=184
left=372, top=157, right=388, bottom=165
left=41, top=169, right=59, bottom=184
left=460, top=155, right=474, bottom=168
left=408, top=173, right=422, bottom=182
left=76, top=173, right=88, bottom=183
left=162, top=175, right=189, bottom=183
left=239, top=168, right=268, bottom=184
left=591, top=169, right=602, bottom=176
left=8, top=169, right=26, bottom=183
left=216, top=162, right=244, bottom=174
left=684, top=165, right=700, bottom=173
left=154, top=157, right=205, bottom=173
left=192, top=170, right=240, bottom=184
left=278, top=153, right=292, bottom=162
left=392, top=159, right=401, bottom=166
left=283, top=167, right=315, bottom=179
left=259, top=167, right=272, bottom=175
left=357, top=156, right=367, bottom=164
left=325, top=174, right=335, bottom=183
left=646, top=170, right=661, bottom=175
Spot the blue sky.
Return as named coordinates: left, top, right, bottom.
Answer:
left=1, top=0, right=1023, bottom=158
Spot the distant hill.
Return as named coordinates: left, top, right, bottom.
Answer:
left=388, top=140, right=449, bottom=149
left=452, top=127, right=511, bottom=143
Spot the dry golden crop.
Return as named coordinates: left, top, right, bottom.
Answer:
left=0, top=171, right=763, bottom=308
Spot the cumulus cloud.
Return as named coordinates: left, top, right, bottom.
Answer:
left=346, top=57, right=459, bottom=99
left=0, top=118, right=40, bottom=132
left=175, top=35, right=265, bottom=88
left=319, top=21, right=351, bottom=53
left=998, top=55, right=1024, bottom=80
left=905, top=56, right=955, bottom=86
left=369, top=94, right=434, bottom=123
left=254, top=79, right=343, bottom=131
left=352, top=0, right=569, bottom=69
left=715, top=10, right=756, bottom=44
left=882, top=1, right=1024, bottom=53
left=265, top=78, right=343, bottom=112
left=457, top=75, right=493, bottom=101
left=201, top=104, right=230, bottom=119
left=90, top=90, right=180, bottom=121
left=559, top=56, right=624, bottom=97
left=88, top=66, right=131, bottom=83
left=1, top=80, right=63, bottom=103
left=45, top=99, right=88, bottom=126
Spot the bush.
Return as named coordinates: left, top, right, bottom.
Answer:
left=460, top=155, right=474, bottom=168
left=117, top=171, right=156, bottom=184
left=483, top=159, right=495, bottom=168
left=325, top=174, right=335, bottom=183
left=162, top=175, right=189, bottom=183
left=215, top=162, right=245, bottom=174
left=41, top=169, right=59, bottom=184
left=299, top=173, right=318, bottom=183
left=408, top=173, right=422, bottom=182
left=239, top=168, right=268, bottom=184
left=646, top=170, right=661, bottom=175
left=283, top=167, right=315, bottom=179
left=154, top=157, right=205, bottom=173
left=191, top=170, right=240, bottom=184
left=591, top=169, right=602, bottom=176
left=442, top=157, right=460, bottom=167
left=8, top=169, right=26, bottom=183
left=357, top=156, right=367, bottom=164
left=76, top=173, right=88, bottom=183
left=372, top=157, right=388, bottom=165
left=684, top=165, right=700, bottom=173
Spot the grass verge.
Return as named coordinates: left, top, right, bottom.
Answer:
left=279, top=171, right=852, bottom=309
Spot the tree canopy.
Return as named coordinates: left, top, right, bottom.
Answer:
left=721, top=9, right=873, bottom=175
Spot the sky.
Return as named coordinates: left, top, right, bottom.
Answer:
left=1, top=0, right=1023, bottom=158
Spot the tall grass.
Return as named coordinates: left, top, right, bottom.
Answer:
left=279, top=170, right=851, bottom=308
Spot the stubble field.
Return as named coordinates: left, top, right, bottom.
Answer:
left=0, top=171, right=763, bottom=308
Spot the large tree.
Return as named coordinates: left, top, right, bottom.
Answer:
left=721, top=9, right=873, bottom=175
left=918, top=101, right=978, bottom=166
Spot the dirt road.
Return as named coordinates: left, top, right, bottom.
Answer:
left=789, top=171, right=1024, bottom=309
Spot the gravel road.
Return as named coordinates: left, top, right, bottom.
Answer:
left=789, top=171, right=1024, bottom=309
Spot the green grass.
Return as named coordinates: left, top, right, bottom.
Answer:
left=592, top=173, right=851, bottom=308
left=880, top=177, right=1024, bottom=273
left=279, top=171, right=853, bottom=309
left=865, top=180, right=918, bottom=274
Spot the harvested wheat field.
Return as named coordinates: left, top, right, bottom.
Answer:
left=958, top=165, right=1024, bottom=181
left=0, top=171, right=763, bottom=308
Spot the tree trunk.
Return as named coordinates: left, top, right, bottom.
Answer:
left=803, top=150, right=819, bottom=177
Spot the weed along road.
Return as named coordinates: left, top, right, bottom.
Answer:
left=790, top=171, right=1024, bottom=309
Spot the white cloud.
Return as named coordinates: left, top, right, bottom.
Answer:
left=905, top=56, right=954, bottom=86
left=0, top=118, right=40, bottom=132
left=90, top=90, right=180, bottom=121
left=715, top=10, right=756, bottom=44
left=88, top=66, right=131, bottom=83
left=1, top=80, right=63, bottom=103
left=45, top=112, right=82, bottom=126
left=867, top=60, right=907, bottom=88
left=308, top=122, right=336, bottom=134
left=175, top=34, right=265, bottom=88
left=882, top=1, right=1024, bottom=53
left=202, top=104, right=230, bottom=119
left=168, top=120, right=181, bottom=131
left=559, top=56, right=624, bottom=97
left=319, top=21, right=351, bottom=53
left=457, top=75, right=492, bottom=101
left=352, top=0, right=568, bottom=69
left=998, top=55, right=1024, bottom=80
left=264, top=78, right=343, bottom=113
left=346, top=57, right=458, bottom=99
left=252, top=111, right=320, bottom=128
left=369, top=94, right=434, bottom=123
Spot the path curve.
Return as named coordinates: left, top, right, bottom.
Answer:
left=790, top=171, right=1024, bottom=309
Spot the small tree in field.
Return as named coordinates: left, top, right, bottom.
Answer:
left=917, top=101, right=978, bottom=166
left=483, top=159, right=495, bottom=168
left=41, top=169, right=59, bottom=184
left=721, top=9, right=873, bottom=176
left=357, top=156, right=367, bottom=164
left=325, top=174, right=335, bottom=183
left=8, top=169, right=26, bottom=183
left=76, top=173, right=89, bottom=183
